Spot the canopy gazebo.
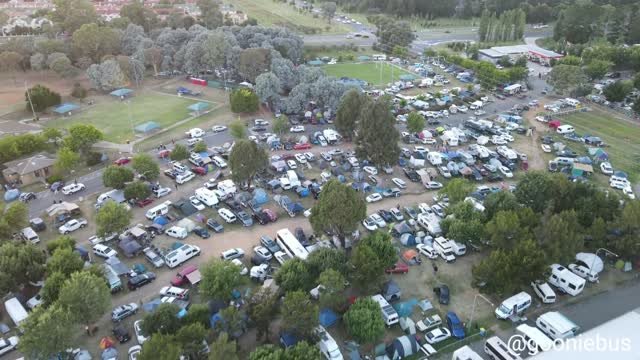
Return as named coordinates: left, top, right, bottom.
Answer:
left=307, top=60, right=323, bottom=66
left=188, top=102, right=210, bottom=115
left=110, top=88, right=133, bottom=99
left=53, top=103, right=80, bottom=115
left=135, top=121, right=160, bottom=133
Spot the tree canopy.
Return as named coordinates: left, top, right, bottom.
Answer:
left=355, top=96, right=400, bottom=166
left=229, top=139, right=268, bottom=188
left=310, top=179, right=366, bottom=242
left=200, top=259, right=244, bottom=302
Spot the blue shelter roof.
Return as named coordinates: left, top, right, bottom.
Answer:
left=110, top=88, right=133, bottom=97
left=53, top=103, right=80, bottom=114
left=188, top=102, right=210, bottom=111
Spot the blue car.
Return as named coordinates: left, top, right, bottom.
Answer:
left=446, top=311, right=465, bottom=339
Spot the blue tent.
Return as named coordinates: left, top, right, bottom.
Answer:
left=4, top=189, right=19, bottom=202
left=53, top=103, right=80, bottom=114
left=209, top=313, right=223, bottom=328
left=143, top=298, right=163, bottom=312
left=188, top=102, right=209, bottom=112
left=393, top=299, right=418, bottom=317
left=253, top=188, right=269, bottom=204
left=110, top=88, right=133, bottom=97
left=337, top=175, right=346, bottom=183
left=280, top=332, right=299, bottom=348
left=153, top=216, right=169, bottom=225
left=319, top=308, right=338, bottom=327
left=135, top=121, right=160, bottom=133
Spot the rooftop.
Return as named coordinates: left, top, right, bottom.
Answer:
left=2, top=153, right=55, bottom=176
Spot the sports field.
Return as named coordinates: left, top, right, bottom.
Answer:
left=46, top=92, right=201, bottom=144
left=562, top=110, right=640, bottom=181
left=323, top=62, right=417, bottom=87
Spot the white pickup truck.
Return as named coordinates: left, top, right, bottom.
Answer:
left=58, top=218, right=88, bottom=234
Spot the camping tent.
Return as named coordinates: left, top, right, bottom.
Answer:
left=187, top=102, right=210, bottom=112
left=399, top=317, right=416, bottom=335
left=53, top=103, right=80, bottom=115
left=4, top=189, right=19, bottom=202
left=357, top=55, right=370, bottom=61
left=576, top=252, right=604, bottom=274
left=392, top=222, right=413, bottom=237
left=402, top=249, right=420, bottom=264
left=319, top=308, right=338, bottom=327
left=135, top=121, right=160, bottom=133
left=399, top=233, right=416, bottom=246
left=253, top=188, right=269, bottom=204
left=46, top=202, right=80, bottom=218
left=118, top=239, right=142, bottom=258
left=386, top=336, right=419, bottom=360
left=105, top=257, right=129, bottom=276
left=394, top=299, right=418, bottom=318
left=399, top=74, right=417, bottom=81
left=154, top=216, right=169, bottom=225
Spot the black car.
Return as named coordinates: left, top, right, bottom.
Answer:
left=434, top=284, right=450, bottom=305
left=260, top=235, right=280, bottom=254
left=253, top=211, right=271, bottom=225
left=225, top=199, right=243, bottom=212
left=403, top=168, right=420, bottom=182
left=112, top=326, right=131, bottom=343
left=193, top=226, right=210, bottom=239
left=488, top=173, right=504, bottom=182
left=294, top=227, right=307, bottom=245
left=127, top=272, right=156, bottom=290
left=251, top=126, right=267, bottom=132
left=206, top=219, right=224, bottom=233
left=377, top=209, right=393, bottom=223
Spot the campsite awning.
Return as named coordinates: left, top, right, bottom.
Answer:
left=110, top=88, right=133, bottom=97
left=54, top=103, right=80, bottom=114
left=185, top=269, right=202, bottom=285
left=188, top=102, right=210, bottom=112
left=319, top=308, right=338, bottom=327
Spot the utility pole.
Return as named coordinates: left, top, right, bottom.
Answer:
left=24, top=81, right=37, bottom=121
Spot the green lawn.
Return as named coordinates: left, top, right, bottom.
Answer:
left=323, top=62, right=417, bottom=87
left=230, top=0, right=350, bottom=34
left=47, top=92, right=202, bottom=144
left=561, top=110, right=640, bottom=182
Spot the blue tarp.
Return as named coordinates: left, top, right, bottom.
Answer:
left=280, top=332, right=299, bottom=348
left=188, top=102, right=209, bottom=111
left=393, top=299, right=418, bottom=317
left=253, top=188, right=269, bottom=204
left=153, top=216, right=169, bottom=225
left=319, top=308, right=338, bottom=327
left=143, top=298, right=162, bottom=312
left=4, top=189, right=19, bottom=202
left=110, top=88, right=133, bottom=97
left=576, top=157, right=592, bottom=164
left=135, top=121, right=160, bottom=133
left=308, top=60, right=323, bottom=66
left=209, top=313, right=223, bottom=328
left=53, top=103, right=80, bottom=114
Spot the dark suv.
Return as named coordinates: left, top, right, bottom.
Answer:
left=127, top=272, right=156, bottom=291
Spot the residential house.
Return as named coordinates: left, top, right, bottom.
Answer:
left=2, top=153, right=55, bottom=186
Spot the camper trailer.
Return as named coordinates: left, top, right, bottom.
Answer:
left=145, top=201, right=172, bottom=220
left=433, top=237, right=455, bottom=263
left=4, top=297, right=28, bottom=326
left=372, top=294, right=399, bottom=326
left=547, top=264, right=586, bottom=296
left=195, top=187, right=218, bottom=207
left=536, top=312, right=579, bottom=340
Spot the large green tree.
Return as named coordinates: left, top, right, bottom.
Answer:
left=141, top=303, right=182, bottom=335
left=18, top=305, right=75, bottom=359
left=535, top=210, right=584, bottom=264
left=209, top=332, right=239, bottom=360
left=170, top=144, right=189, bottom=161
left=514, top=171, right=554, bottom=213
left=47, top=247, right=84, bottom=277
left=0, top=242, right=46, bottom=295
left=439, top=178, right=473, bottom=204
left=0, top=201, right=29, bottom=239
left=334, top=89, right=365, bottom=139
left=310, top=179, right=366, bottom=243
left=200, top=259, right=244, bottom=302
left=41, top=272, right=67, bottom=306
left=306, top=247, right=347, bottom=277
left=26, top=85, right=61, bottom=112
left=124, top=181, right=152, bottom=201
left=229, top=139, right=268, bottom=188
left=175, top=323, right=208, bottom=359
left=603, top=80, right=633, bottom=102
left=318, top=269, right=347, bottom=311
left=120, top=1, right=159, bottom=32
left=132, top=153, right=160, bottom=181
left=55, top=147, right=81, bottom=172
left=57, top=272, right=110, bottom=327
left=547, top=64, right=589, bottom=95
left=350, top=232, right=397, bottom=291
left=96, top=201, right=131, bottom=237
left=274, top=258, right=314, bottom=293
left=102, top=165, right=134, bottom=189
left=343, top=298, right=385, bottom=344
left=71, top=23, right=119, bottom=62
left=355, top=96, right=400, bottom=166
left=51, top=0, right=99, bottom=33
left=139, top=334, right=182, bottom=360
left=281, top=290, right=319, bottom=340
left=406, top=112, right=425, bottom=134
left=64, top=124, right=103, bottom=153
left=247, top=288, right=279, bottom=342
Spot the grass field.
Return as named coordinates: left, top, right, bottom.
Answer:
left=230, top=0, right=350, bottom=34
left=46, top=92, right=200, bottom=144
left=323, top=62, right=417, bottom=87
left=561, top=110, right=640, bottom=181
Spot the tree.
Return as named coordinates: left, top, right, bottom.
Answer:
left=71, top=83, right=87, bottom=98
left=229, top=139, right=268, bottom=188
left=200, top=259, right=244, bottom=302
left=46, top=235, right=75, bottom=255
left=181, top=303, right=211, bottom=329
left=406, top=112, right=425, bottom=134
left=343, top=298, right=385, bottom=344
left=318, top=269, right=346, bottom=310
left=144, top=47, right=163, bottom=75
left=50, top=56, right=78, bottom=79
left=272, top=116, right=289, bottom=136
left=441, top=202, right=486, bottom=245
left=170, top=144, right=189, bottom=161
left=96, top=201, right=131, bottom=237
left=612, top=201, right=640, bottom=259
left=64, top=124, right=103, bottom=153
left=26, top=85, right=61, bottom=112
left=55, top=147, right=80, bottom=172
left=193, top=141, right=207, bottom=153
left=320, top=2, right=337, bottom=23
left=282, top=290, right=318, bottom=339
left=229, top=121, right=246, bottom=140
left=355, top=96, right=400, bottom=166
left=201, top=31, right=229, bottom=69
left=351, top=236, right=393, bottom=291
left=230, top=88, right=260, bottom=113
left=310, top=179, right=366, bottom=242
left=0, top=201, right=28, bottom=240
left=275, top=258, right=314, bottom=292
left=140, top=334, right=183, bottom=360
left=249, top=345, right=284, bottom=360
left=335, top=89, right=364, bottom=139
left=18, top=305, right=75, bottom=359
left=634, top=99, right=640, bottom=115
left=485, top=210, right=529, bottom=250
left=142, top=303, right=182, bottom=335
left=41, top=272, right=67, bottom=306
left=603, top=81, right=633, bottom=102
left=306, top=247, right=347, bottom=277
left=197, top=0, right=223, bottom=29
left=585, top=60, right=612, bottom=80
left=51, top=0, right=99, bottom=33
left=514, top=171, right=554, bottom=213
left=535, top=210, right=583, bottom=264
left=439, top=178, right=473, bottom=204
left=132, top=153, right=160, bottom=180
left=255, top=72, right=281, bottom=109
left=547, top=64, right=589, bottom=95
left=247, top=289, right=279, bottom=342
left=72, top=24, right=119, bottom=62
left=483, top=191, right=519, bottom=220
left=102, top=165, right=134, bottom=189
left=209, top=333, right=239, bottom=360
left=238, top=48, right=271, bottom=82
left=57, top=272, right=110, bottom=327
left=176, top=323, right=208, bottom=359
left=124, top=181, right=152, bottom=201
left=86, top=60, right=127, bottom=91
left=120, top=0, right=159, bottom=32
left=368, top=16, right=415, bottom=53
left=249, top=342, right=321, bottom=360
left=47, top=247, right=84, bottom=277
left=0, top=242, right=46, bottom=295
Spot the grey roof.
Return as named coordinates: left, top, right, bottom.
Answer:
left=3, top=153, right=55, bottom=175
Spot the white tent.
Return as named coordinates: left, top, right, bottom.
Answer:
left=576, top=253, right=604, bottom=274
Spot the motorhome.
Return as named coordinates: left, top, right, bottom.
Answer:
left=450, top=241, right=466, bottom=256
left=372, top=54, right=387, bottom=61
left=212, top=156, right=227, bottom=168
left=484, top=336, right=522, bottom=360
left=164, top=244, right=201, bottom=269
left=215, top=179, right=237, bottom=199
left=547, top=264, right=586, bottom=296
left=371, top=294, right=399, bottom=326
left=427, top=152, right=443, bottom=166
left=469, top=100, right=483, bottom=110
left=102, top=263, right=123, bottom=293
left=165, top=226, right=188, bottom=239
left=433, top=236, right=456, bottom=263
left=417, top=213, right=441, bottom=236
left=564, top=98, right=580, bottom=107
left=496, top=146, right=518, bottom=160
left=315, top=326, right=343, bottom=360
left=145, top=201, right=172, bottom=220
left=95, top=189, right=126, bottom=209
left=175, top=171, right=195, bottom=184
left=515, top=324, right=554, bottom=353
left=556, top=125, right=575, bottom=134
left=495, top=292, right=532, bottom=319
left=536, top=311, right=579, bottom=340
left=323, top=129, right=339, bottom=144
left=195, top=187, right=218, bottom=207
left=4, top=297, right=28, bottom=326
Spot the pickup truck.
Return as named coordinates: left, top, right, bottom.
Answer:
left=58, top=218, right=88, bottom=234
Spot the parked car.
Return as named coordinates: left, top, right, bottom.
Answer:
left=93, top=244, right=118, bottom=259
left=385, top=262, right=409, bottom=274
left=404, top=206, right=418, bottom=219
left=600, top=162, right=614, bottom=175
left=61, top=183, right=85, bottom=195
left=221, top=248, right=245, bottom=260
left=446, top=312, right=465, bottom=339
left=253, top=246, right=273, bottom=262
left=425, top=327, right=451, bottom=344
left=128, top=272, right=156, bottom=290
left=392, top=178, right=407, bottom=189
left=434, top=285, right=450, bottom=304
left=363, top=166, right=377, bottom=175
left=389, top=207, right=404, bottom=221
left=189, top=196, right=206, bottom=210
left=366, top=193, right=382, bottom=203
left=260, top=235, right=280, bottom=254
left=113, top=157, right=132, bottom=166
left=212, top=125, right=227, bottom=133
left=377, top=209, right=393, bottom=223
left=0, top=337, right=19, bottom=356
left=206, top=218, right=224, bottom=233
left=134, top=320, right=147, bottom=344
left=58, top=218, right=88, bottom=234
left=416, top=244, right=437, bottom=259
left=362, top=218, right=378, bottom=231
left=425, top=181, right=443, bottom=189
left=112, top=303, right=139, bottom=322
left=193, top=226, right=210, bottom=239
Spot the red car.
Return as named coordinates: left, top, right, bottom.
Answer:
left=385, top=262, right=409, bottom=274
left=262, top=209, right=278, bottom=222
left=293, top=143, right=312, bottom=150
left=136, top=198, right=154, bottom=208
left=113, top=157, right=131, bottom=166
left=191, top=167, right=206, bottom=176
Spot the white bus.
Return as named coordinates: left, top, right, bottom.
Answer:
left=275, top=228, right=309, bottom=260
left=371, top=294, right=399, bottom=326
left=484, top=336, right=522, bottom=360
left=516, top=324, right=554, bottom=354
left=536, top=311, right=579, bottom=340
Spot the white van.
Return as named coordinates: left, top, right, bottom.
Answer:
left=548, top=264, right=586, bottom=296
left=516, top=324, right=554, bottom=353
left=556, top=125, right=575, bottom=134
left=172, top=161, right=188, bottom=173
left=536, top=311, right=579, bottom=340
left=195, top=187, right=218, bottom=207
left=164, top=244, right=201, bottom=269
left=213, top=156, right=227, bottom=168
left=165, top=226, right=188, bottom=239
left=371, top=294, right=398, bottom=326
left=495, top=292, right=532, bottom=319
left=159, top=286, right=190, bottom=299
left=186, top=137, right=203, bottom=147
left=433, top=236, right=455, bottom=263
left=20, top=227, right=40, bottom=244
left=484, top=336, right=522, bottom=360
left=315, top=326, right=343, bottom=360
left=146, top=201, right=172, bottom=220
left=568, top=263, right=599, bottom=283
left=452, top=346, right=483, bottom=360
left=450, top=241, right=466, bottom=256
left=218, top=208, right=237, bottom=223
left=4, top=297, right=28, bottom=326
left=531, top=281, right=557, bottom=304
left=176, top=171, right=195, bottom=184
left=564, top=98, right=580, bottom=107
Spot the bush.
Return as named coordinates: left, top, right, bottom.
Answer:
left=26, top=85, right=61, bottom=112
left=85, top=151, right=103, bottom=166
left=229, top=88, right=259, bottom=113
left=71, top=83, right=87, bottom=98
left=46, top=174, right=63, bottom=184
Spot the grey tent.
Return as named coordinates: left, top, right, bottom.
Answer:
left=118, top=239, right=142, bottom=258
left=386, top=335, right=419, bottom=360
left=105, top=256, right=129, bottom=276
left=172, top=200, right=197, bottom=217
left=392, top=222, right=413, bottom=237
left=382, top=280, right=401, bottom=302
left=399, top=233, right=416, bottom=246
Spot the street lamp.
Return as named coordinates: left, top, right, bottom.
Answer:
left=468, top=294, right=494, bottom=331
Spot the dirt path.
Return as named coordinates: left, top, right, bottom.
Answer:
left=518, top=103, right=550, bottom=171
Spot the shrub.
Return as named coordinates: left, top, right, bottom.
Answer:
left=229, top=88, right=259, bottom=113
left=26, top=85, right=61, bottom=112
left=85, top=151, right=103, bottom=166
left=46, top=174, right=63, bottom=184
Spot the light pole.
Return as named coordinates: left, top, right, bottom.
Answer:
left=592, top=248, right=618, bottom=274
left=468, top=294, right=494, bottom=331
